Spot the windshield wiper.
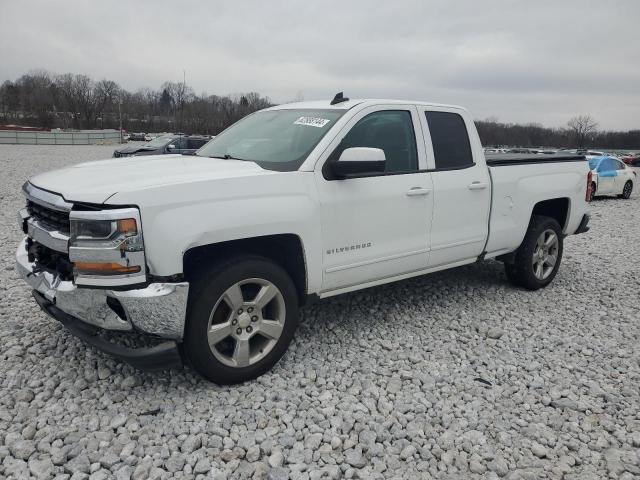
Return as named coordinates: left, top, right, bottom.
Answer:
left=207, top=154, right=251, bottom=161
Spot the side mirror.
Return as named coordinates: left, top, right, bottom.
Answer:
left=332, top=147, right=386, bottom=178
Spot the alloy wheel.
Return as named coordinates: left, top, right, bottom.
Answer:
left=206, top=278, right=286, bottom=368
left=532, top=229, right=559, bottom=280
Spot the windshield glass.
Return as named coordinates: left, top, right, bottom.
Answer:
left=196, top=109, right=346, bottom=171
left=143, top=135, right=176, bottom=148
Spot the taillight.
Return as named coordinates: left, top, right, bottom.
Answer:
left=586, top=170, right=593, bottom=201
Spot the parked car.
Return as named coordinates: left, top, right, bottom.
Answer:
left=113, top=134, right=211, bottom=157
left=621, top=154, right=640, bottom=166
left=128, top=132, right=147, bottom=141
left=16, top=97, right=591, bottom=384
left=588, top=155, right=635, bottom=200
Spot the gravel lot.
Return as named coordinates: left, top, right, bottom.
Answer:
left=1, top=144, right=639, bottom=480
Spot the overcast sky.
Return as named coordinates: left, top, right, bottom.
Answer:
left=1, top=1, right=639, bottom=130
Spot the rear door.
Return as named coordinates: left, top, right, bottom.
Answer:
left=417, top=108, right=491, bottom=267
left=315, top=105, right=433, bottom=292
left=596, top=158, right=616, bottom=193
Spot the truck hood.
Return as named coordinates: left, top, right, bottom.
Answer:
left=29, top=154, right=272, bottom=204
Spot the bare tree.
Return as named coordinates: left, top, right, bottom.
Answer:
left=161, top=81, right=195, bottom=130
left=567, top=115, right=598, bottom=148
left=94, top=79, right=120, bottom=128
left=1, top=69, right=277, bottom=135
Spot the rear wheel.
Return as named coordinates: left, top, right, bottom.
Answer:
left=504, top=215, right=563, bottom=290
left=619, top=181, right=633, bottom=199
left=184, top=256, right=299, bottom=384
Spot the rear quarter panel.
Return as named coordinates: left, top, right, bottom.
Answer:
left=485, top=161, right=590, bottom=256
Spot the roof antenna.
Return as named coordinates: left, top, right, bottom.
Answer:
left=330, top=92, right=349, bottom=105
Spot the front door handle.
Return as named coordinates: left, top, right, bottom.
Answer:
left=406, top=187, right=431, bottom=197
left=468, top=182, right=489, bottom=190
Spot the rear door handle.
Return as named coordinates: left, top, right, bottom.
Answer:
left=468, top=182, right=488, bottom=190
left=406, top=187, right=431, bottom=196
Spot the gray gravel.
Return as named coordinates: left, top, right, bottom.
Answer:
left=1, top=144, right=639, bottom=479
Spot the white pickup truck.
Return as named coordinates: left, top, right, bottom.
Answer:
left=16, top=95, right=591, bottom=384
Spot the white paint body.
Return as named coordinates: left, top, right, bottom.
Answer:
left=28, top=100, right=591, bottom=299
left=587, top=156, right=636, bottom=197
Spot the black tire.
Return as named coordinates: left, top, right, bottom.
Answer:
left=618, top=181, right=633, bottom=199
left=590, top=182, right=597, bottom=201
left=184, top=256, right=299, bottom=384
left=504, top=215, right=563, bottom=290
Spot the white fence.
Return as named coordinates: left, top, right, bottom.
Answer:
left=0, top=130, right=122, bottom=145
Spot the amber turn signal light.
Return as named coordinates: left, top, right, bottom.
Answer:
left=73, top=262, right=141, bottom=275
left=117, top=218, right=137, bottom=236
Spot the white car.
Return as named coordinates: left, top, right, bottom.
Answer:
left=16, top=96, right=591, bottom=383
left=588, top=155, right=635, bottom=200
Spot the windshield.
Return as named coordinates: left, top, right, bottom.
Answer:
left=196, top=109, right=346, bottom=171
left=143, top=135, right=176, bottom=148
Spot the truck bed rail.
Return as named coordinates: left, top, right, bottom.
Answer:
left=485, top=154, right=586, bottom=167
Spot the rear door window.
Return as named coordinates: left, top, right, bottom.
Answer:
left=187, top=138, right=207, bottom=149
left=172, top=137, right=187, bottom=150
left=601, top=158, right=616, bottom=172
left=425, top=111, right=474, bottom=170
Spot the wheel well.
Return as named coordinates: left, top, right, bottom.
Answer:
left=531, top=198, right=569, bottom=230
left=183, top=234, right=308, bottom=305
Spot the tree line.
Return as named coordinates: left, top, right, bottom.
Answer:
left=0, top=70, right=271, bottom=135
left=1, top=70, right=639, bottom=148
left=477, top=115, right=640, bottom=150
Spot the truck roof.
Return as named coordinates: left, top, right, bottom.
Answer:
left=267, top=99, right=467, bottom=112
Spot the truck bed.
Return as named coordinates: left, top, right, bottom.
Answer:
left=483, top=153, right=590, bottom=259
left=485, top=153, right=586, bottom=167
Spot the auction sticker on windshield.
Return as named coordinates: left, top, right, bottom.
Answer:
left=294, top=116, right=331, bottom=128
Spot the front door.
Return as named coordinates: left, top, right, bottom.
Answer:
left=315, top=106, right=433, bottom=292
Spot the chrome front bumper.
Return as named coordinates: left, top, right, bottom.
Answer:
left=16, top=238, right=189, bottom=340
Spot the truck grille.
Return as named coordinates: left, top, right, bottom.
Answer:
left=27, top=200, right=70, bottom=234
left=27, top=239, right=74, bottom=281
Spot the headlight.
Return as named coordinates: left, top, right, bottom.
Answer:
left=72, top=219, right=116, bottom=239
left=71, top=218, right=142, bottom=250
left=69, top=208, right=146, bottom=287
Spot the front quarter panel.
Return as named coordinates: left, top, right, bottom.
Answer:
left=108, top=172, right=323, bottom=294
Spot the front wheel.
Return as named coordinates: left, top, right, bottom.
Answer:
left=184, top=256, right=299, bottom=384
left=618, top=181, right=633, bottom=199
left=504, top=215, right=563, bottom=290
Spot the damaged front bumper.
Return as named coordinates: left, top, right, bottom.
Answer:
left=16, top=238, right=188, bottom=370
